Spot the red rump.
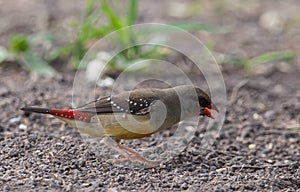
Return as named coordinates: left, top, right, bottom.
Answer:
left=49, top=109, right=92, bottom=122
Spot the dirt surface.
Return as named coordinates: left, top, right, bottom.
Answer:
left=1, top=0, right=300, bottom=191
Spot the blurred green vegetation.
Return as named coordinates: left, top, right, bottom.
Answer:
left=52, top=0, right=140, bottom=69
left=0, top=0, right=231, bottom=76
left=0, top=0, right=298, bottom=76
left=7, top=34, right=56, bottom=76
left=222, top=51, right=295, bottom=75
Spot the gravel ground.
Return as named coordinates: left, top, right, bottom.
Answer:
left=0, top=62, right=299, bottom=191
left=1, top=0, right=300, bottom=191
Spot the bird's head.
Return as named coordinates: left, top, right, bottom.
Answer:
left=194, top=87, right=219, bottom=119
left=172, top=85, right=219, bottom=119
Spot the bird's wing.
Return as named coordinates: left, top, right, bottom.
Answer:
left=74, top=96, right=115, bottom=114
left=74, top=94, right=159, bottom=115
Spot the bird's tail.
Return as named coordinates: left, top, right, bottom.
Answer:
left=20, top=106, right=93, bottom=123
left=21, top=107, right=51, bottom=114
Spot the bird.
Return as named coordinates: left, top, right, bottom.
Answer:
left=21, top=85, right=218, bottom=166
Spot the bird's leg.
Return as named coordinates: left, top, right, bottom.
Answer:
left=116, top=143, right=161, bottom=165
left=102, top=137, right=160, bottom=165
left=102, top=137, right=132, bottom=159
left=103, top=137, right=160, bottom=165
left=102, top=137, right=145, bottom=163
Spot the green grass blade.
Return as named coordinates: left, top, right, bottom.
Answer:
left=22, top=52, right=56, bottom=76
left=127, top=0, right=137, bottom=25
left=85, top=0, right=95, bottom=18
left=100, top=0, right=123, bottom=29
left=170, top=22, right=231, bottom=33
left=9, top=35, right=29, bottom=53
left=249, top=51, right=295, bottom=65
left=29, top=33, right=55, bottom=45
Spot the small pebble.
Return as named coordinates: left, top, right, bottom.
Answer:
left=0, top=125, right=4, bottom=132
left=284, top=120, right=300, bottom=129
left=266, top=143, right=273, bottom=150
left=284, top=160, right=290, bottom=164
left=9, top=117, right=20, bottom=124
left=252, top=113, right=261, bottom=120
left=259, top=11, right=285, bottom=34
left=0, top=86, right=9, bottom=96
left=18, top=124, right=27, bottom=130
left=97, top=77, right=115, bottom=88
left=266, top=159, right=274, bottom=164
left=117, top=175, right=125, bottom=182
left=216, top=167, right=227, bottom=173
left=181, top=183, right=188, bottom=190
left=81, top=183, right=91, bottom=187
left=248, top=144, right=256, bottom=150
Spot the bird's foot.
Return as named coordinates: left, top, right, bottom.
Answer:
left=102, top=137, right=160, bottom=167
left=113, top=154, right=160, bottom=166
left=112, top=144, right=160, bottom=166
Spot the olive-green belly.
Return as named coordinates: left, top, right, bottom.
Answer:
left=98, top=114, right=157, bottom=140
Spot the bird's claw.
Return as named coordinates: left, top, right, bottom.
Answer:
left=113, top=154, right=161, bottom=167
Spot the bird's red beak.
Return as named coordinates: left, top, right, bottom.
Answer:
left=203, top=107, right=214, bottom=119
left=203, top=104, right=219, bottom=119
left=209, top=104, right=219, bottom=112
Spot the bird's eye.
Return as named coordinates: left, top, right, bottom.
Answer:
left=199, top=97, right=209, bottom=107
